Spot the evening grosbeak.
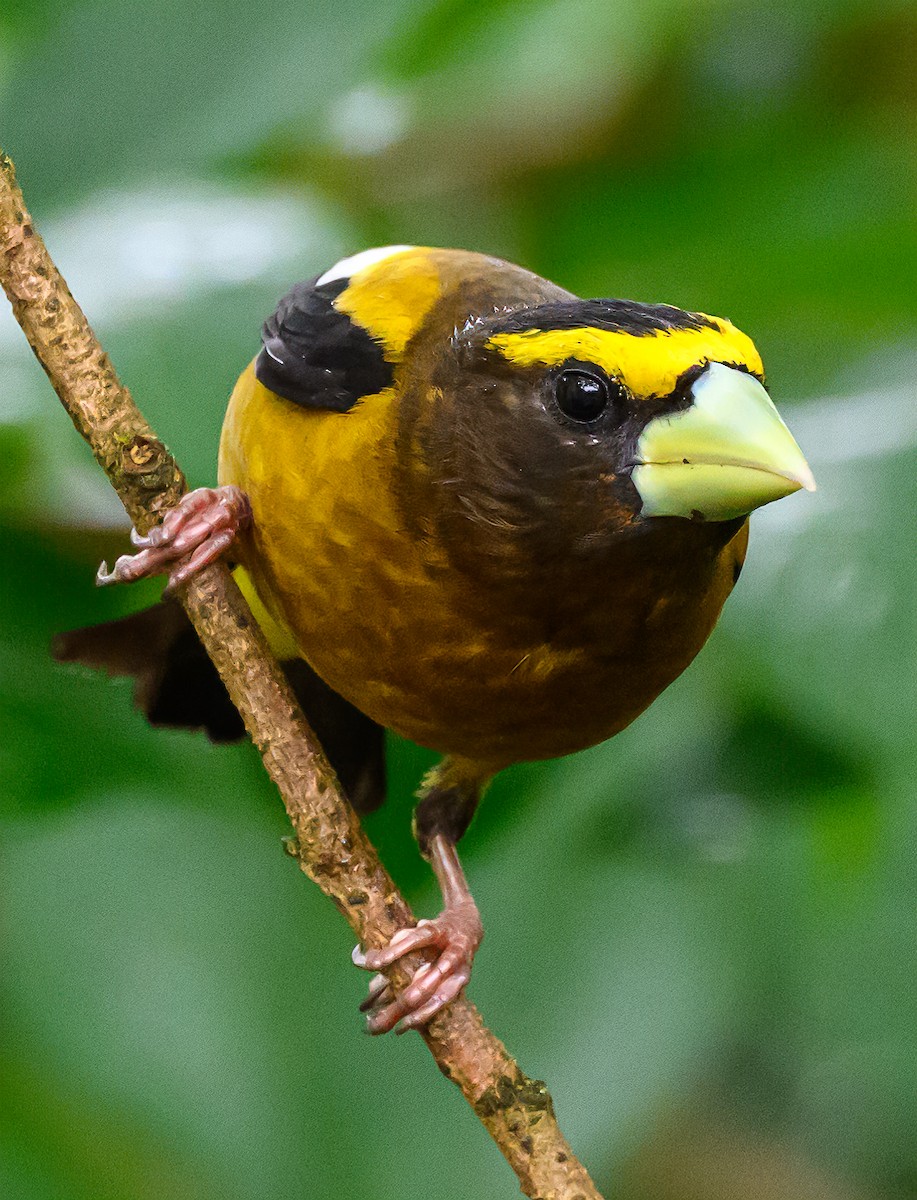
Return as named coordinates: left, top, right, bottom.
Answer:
left=56, top=246, right=814, bottom=1033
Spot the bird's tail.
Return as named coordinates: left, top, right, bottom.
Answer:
left=52, top=599, right=386, bottom=814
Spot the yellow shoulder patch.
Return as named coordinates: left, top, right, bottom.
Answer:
left=334, top=246, right=444, bottom=361
left=486, top=321, right=763, bottom=399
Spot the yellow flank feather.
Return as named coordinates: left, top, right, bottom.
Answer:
left=233, top=564, right=300, bottom=660
left=486, top=321, right=763, bottom=398
left=334, top=247, right=443, bottom=360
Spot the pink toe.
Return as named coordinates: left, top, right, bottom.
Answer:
left=397, top=972, right=468, bottom=1032
left=362, top=924, right=439, bottom=971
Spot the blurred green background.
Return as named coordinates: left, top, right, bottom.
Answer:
left=1, top=1, right=915, bottom=1197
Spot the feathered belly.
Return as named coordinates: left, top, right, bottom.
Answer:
left=244, top=510, right=734, bottom=766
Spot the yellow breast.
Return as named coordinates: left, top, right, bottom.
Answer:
left=218, top=365, right=501, bottom=754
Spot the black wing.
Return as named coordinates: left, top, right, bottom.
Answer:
left=255, top=275, right=394, bottom=413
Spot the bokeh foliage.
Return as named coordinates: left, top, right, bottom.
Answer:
left=1, top=1, right=915, bottom=1197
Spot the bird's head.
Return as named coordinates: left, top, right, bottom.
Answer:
left=431, top=298, right=814, bottom=542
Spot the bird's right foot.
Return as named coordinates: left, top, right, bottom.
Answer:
left=353, top=833, right=483, bottom=1035
left=353, top=899, right=483, bottom=1034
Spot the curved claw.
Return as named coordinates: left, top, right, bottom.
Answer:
left=96, top=553, right=152, bottom=587
left=358, top=973, right=393, bottom=1013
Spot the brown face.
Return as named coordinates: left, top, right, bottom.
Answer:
left=419, top=349, right=645, bottom=563
left=387, top=296, right=813, bottom=611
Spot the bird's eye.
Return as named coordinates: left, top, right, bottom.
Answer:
left=554, top=369, right=611, bottom=423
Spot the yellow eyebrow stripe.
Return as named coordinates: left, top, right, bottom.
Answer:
left=486, top=322, right=763, bottom=398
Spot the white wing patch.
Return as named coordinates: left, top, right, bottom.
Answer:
left=317, top=245, right=415, bottom=287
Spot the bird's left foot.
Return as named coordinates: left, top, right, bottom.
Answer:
left=353, top=898, right=483, bottom=1035
left=96, top=485, right=251, bottom=591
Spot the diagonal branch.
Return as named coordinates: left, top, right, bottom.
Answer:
left=0, top=151, right=603, bottom=1200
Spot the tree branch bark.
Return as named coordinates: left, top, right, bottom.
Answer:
left=0, top=151, right=603, bottom=1200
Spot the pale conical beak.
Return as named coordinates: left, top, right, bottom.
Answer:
left=631, top=362, right=816, bottom=521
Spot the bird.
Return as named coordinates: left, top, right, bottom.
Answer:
left=55, top=245, right=815, bottom=1034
